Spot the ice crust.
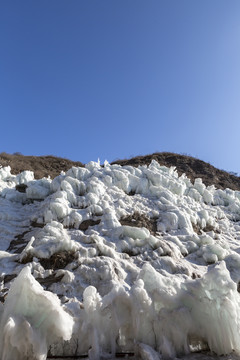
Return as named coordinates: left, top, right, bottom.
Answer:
left=1, top=161, right=240, bottom=359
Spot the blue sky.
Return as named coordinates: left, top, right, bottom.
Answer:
left=1, top=1, right=240, bottom=173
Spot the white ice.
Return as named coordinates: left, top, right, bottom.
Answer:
left=1, top=161, right=240, bottom=359
left=0, top=266, right=73, bottom=360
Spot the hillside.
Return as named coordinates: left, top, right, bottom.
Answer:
left=112, top=152, right=240, bottom=190
left=0, top=152, right=84, bottom=179
left=1, top=153, right=240, bottom=360
left=1, top=152, right=239, bottom=191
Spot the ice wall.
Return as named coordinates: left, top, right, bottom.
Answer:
left=0, top=266, right=74, bottom=360
left=64, top=261, right=240, bottom=359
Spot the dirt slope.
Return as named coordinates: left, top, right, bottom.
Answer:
left=0, top=152, right=239, bottom=191
left=0, top=153, right=83, bottom=179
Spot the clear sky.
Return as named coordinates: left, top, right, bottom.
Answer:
left=1, top=1, right=240, bottom=173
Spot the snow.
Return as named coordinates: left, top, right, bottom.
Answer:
left=1, top=160, right=240, bottom=359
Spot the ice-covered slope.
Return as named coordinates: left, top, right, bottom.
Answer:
left=1, top=160, right=240, bottom=359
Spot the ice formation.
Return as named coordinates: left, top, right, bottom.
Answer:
left=1, top=160, right=240, bottom=359
left=0, top=266, right=73, bottom=360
